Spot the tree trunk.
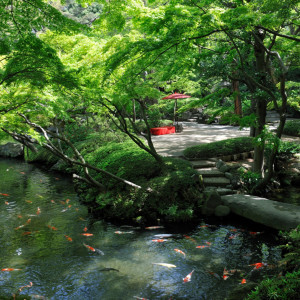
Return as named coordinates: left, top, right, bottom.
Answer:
left=232, top=78, right=242, bottom=116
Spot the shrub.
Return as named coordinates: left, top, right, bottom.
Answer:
left=283, top=120, right=300, bottom=137
left=183, top=137, right=254, bottom=159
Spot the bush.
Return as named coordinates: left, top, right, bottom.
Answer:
left=283, top=120, right=300, bottom=137
left=183, top=137, right=254, bottom=159
left=246, top=271, right=300, bottom=300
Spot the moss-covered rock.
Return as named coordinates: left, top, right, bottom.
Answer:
left=183, top=137, right=254, bottom=159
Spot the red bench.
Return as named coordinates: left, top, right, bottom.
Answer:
left=150, top=126, right=175, bottom=135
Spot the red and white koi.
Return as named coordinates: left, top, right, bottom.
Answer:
left=249, top=262, right=266, bottom=270
left=36, top=207, right=41, bottom=215
left=83, top=243, right=104, bottom=255
left=174, top=248, right=186, bottom=257
left=196, top=245, right=209, bottom=249
left=145, top=226, right=164, bottom=230
left=0, top=193, right=9, bottom=196
left=240, top=278, right=247, bottom=284
left=81, top=233, right=94, bottom=237
left=65, top=235, right=73, bottom=242
left=1, top=268, right=21, bottom=271
left=183, top=270, right=194, bottom=282
left=47, top=225, right=57, bottom=231
left=152, top=239, right=167, bottom=242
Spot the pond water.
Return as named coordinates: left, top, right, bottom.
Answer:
left=0, top=158, right=283, bottom=300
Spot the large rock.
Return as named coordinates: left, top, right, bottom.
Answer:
left=202, top=189, right=223, bottom=215
left=221, top=194, right=300, bottom=230
left=0, top=142, right=23, bottom=158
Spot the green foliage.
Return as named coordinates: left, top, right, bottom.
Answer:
left=183, top=137, right=254, bottom=159
left=246, top=270, right=300, bottom=300
left=238, top=168, right=262, bottom=193
left=25, top=145, right=59, bottom=166
left=279, top=226, right=300, bottom=270
left=283, top=120, right=300, bottom=137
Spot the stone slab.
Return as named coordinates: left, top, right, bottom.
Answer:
left=197, top=168, right=224, bottom=177
left=203, top=177, right=230, bottom=187
left=221, top=194, right=300, bottom=230
left=190, top=160, right=216, bottom=169
left=216, top=188, right=236, bottom=196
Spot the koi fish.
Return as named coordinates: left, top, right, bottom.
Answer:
left=65, top=235, right=73, bottom=242
left=240, top=278, right=247, bottom=284
left=55, top=177, right=60, bottom=180
left=22, top=232, right=32, bottom=236
left=83, top=226, right=88, bottom=232
left=145, top=226, right=164, bottom=230
left=68, top=205, right=72, bottom=208
left=196, top=245, right=209, bottom=249
left=36, top=207, right=41, bottom=215
left=207, top=271, right=221, bottom=280
left=250, top=262, right=266, bottom=269
left=183, top=270, right=194, bottom=282
left=47, top=225, right=57, bottom=231
left=20, top=172, right=25, bottom=174
left=229, top=234, right=239, bottom=239
left=205, top=241, right=212, bottom=246
left=66, top=199, right=70, bottom=204
left=60, top=201, right=66, bottom=205
left=81, top=233, right=94, bottom=236
left=223, top=268, right=231, bottom=280
left=174, top=248, right=186, bottom=257
left=26, top=218, right=31, bottom=224
left=83, top=243, right=104, bottom=255
left=133, top=297, right=148, bottom=300
left=18, top=215, right=23, bottom=218
left=114, top=231, right=133, bottom=234
left=183, top=235, right=197, bottom=243
left=0, top=193, right=9, bottom=196
left=25, top=200, right=32, bottom=204
left=51, top=200, right=55, bottom=204
left=1, top=268, right=21, bottom=271
left=15, top=224, right=25, bottom=230
left=199, top=225, right=209, bottom=228
left=249, top=231, right=263, bottom=236
left=152, top=263, right=176, bottom=268
left=18, top=281, right=33, bottom=292
left=5, top=201, right=9, bottom=205
left=152, top=239, right=167, bottom=242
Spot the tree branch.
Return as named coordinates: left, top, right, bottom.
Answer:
left=257, top=26, right=300, bottom=42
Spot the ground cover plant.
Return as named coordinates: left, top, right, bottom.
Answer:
left=282, top=120, right=300, bottom=137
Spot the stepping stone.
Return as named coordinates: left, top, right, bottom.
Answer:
left=203, top=177, right=230, bottom=187
left=197, top=168, right=224, bottom=177
left=190, top=160, right=216, bottom=169
left=216, top=188, right=237, bottom=196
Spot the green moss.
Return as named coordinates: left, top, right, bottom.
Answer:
left=283, top=120, right=300, bottom=137
left=183, top=137, right=254, bottom=159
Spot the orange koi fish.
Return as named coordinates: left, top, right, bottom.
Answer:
left=26, top=218, right=31, bottom=224
left=81, top=233, right=94, bottom=236
left=145, top=226, right=164, bottom=230
left=25, top=200, right=32, bottom=204
left=20, top=172, right=25, bottom=174
left=183, top=270, right=194, bottom=282
left=1, top=268, right=21, bottom=271
left=207, top=271, right=221, bottom=280
left=196, top=245, right=208, bottom=249
left=36, top=207, right=41, bottom=215
left=183, top=235, right=197, bottom=243
left=60, top=201, right=66, bottom=205
left=51, top=200, right=55, bottom=204
left=83, top=226, right=88, bottom=232
left=250, top=262, right=266, bottom=269
left=152, top=239, right=167, bottom=242
left=18, top=281, right=33, bottom=292
left=0, top=193, right=9, bottom=196
left=205, top=241, right=212, bottom=246
left=240, top=278, right=247, bottom=284
left=47, top=225, right=57, bottom=231
left=83, top=243, right=95, bottom=252
left=68, top=205, right=72, bottom=208
left=17, top=215, right=23, bottom=219
left=65, top=235, right=73, bottom=242
left=5, top=201, right=9, bottom=205
left=174, top=248, right=186, bottom=257
left=66, top=199, right=70, bottom=204
left=22, top=232, right=32, bottom=236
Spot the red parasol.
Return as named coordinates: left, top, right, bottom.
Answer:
left=162, top=93, right=191, bottom=131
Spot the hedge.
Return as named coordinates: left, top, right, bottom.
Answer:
left=183, top=137, right=254, bottom=159
left=283, top=120, right=300, bottom=137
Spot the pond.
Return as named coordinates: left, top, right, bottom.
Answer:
left=0, top=158, right=283, bottom=300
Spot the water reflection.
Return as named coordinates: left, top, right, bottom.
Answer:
left=0, top=158, right=282, bottom=299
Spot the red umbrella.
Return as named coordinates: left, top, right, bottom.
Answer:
left=162, top=93, right=191, bottom=130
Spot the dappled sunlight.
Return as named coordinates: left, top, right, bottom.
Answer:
left=150, top=122, right=250, bottom=156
